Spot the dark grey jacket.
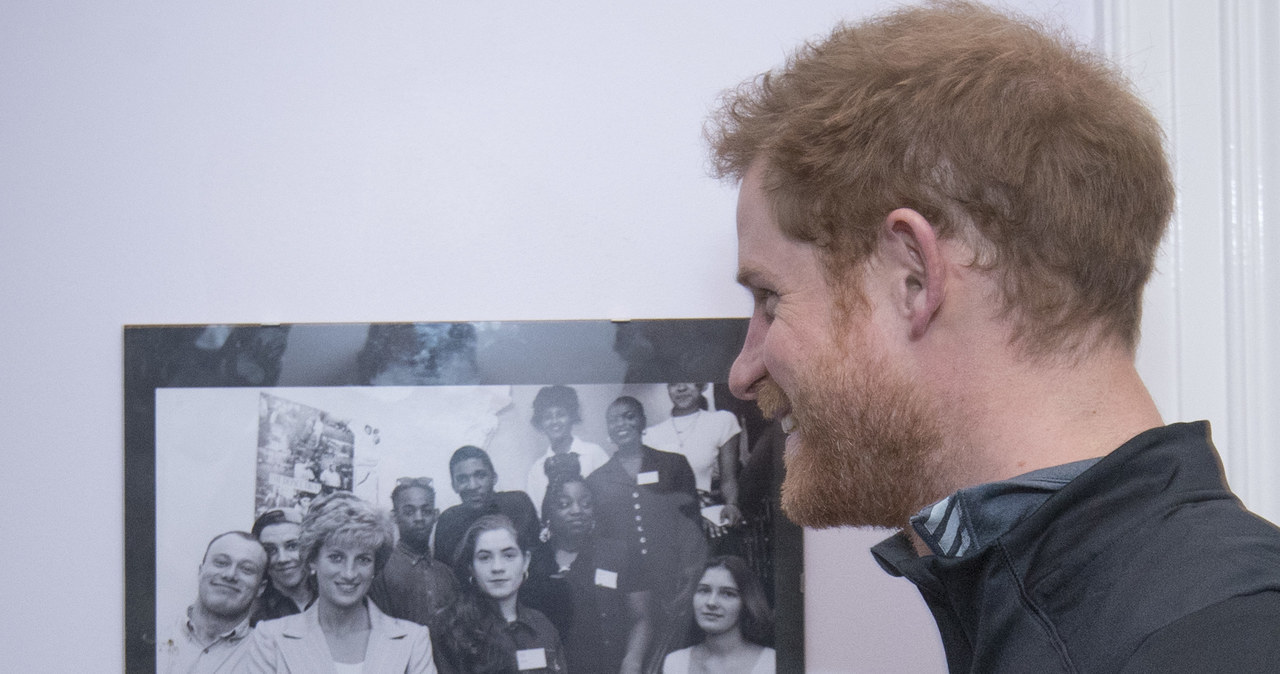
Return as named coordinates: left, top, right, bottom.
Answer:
left=874, top=422, right=1280, bottom=673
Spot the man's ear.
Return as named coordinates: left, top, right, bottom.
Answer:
left=880, top=208, right=946, bottom=340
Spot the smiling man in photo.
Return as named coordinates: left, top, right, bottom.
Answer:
left=157, top=531, right=266, bottom=673
left=433, top=445, right=540, bottom=567
left=710, top=2, right=1280, bottom=671
left=250, top=509, right=314, bottom=625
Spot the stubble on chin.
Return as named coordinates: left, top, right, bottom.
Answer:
left=765, top=355, right=952, bottom=531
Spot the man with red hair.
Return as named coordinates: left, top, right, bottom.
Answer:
left=710, top=2, right=1280, bottom=670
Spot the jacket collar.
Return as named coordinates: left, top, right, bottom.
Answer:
left=276, top=599, right=414, bottom=672
left=908, top=457, right=1099, bottom=559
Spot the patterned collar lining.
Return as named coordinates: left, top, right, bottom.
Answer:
left=910, top=457, right=1101, bottom=558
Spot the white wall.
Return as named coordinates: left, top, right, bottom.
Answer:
left=13, top=1, right=1271, bottom=672
left=1104, top=0, right=1280, bottom=524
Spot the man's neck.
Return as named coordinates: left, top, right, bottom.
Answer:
left=400, top=537, right=431, bottom=558
left=277, top=581, right=314, bottom=610
left=930, top=339, right=1163, bottom=493
left=465, top=496, right=497, bottom=513
left=188, top=604, right=246, bottom=645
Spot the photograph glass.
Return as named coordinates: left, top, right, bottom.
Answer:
left=125, top=319, right=803, bottom=672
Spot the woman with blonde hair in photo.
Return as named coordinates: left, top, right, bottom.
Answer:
left=247, top=492, right=436, bottom=673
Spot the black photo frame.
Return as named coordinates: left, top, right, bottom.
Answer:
left=124, top=319, right=803, bottom=672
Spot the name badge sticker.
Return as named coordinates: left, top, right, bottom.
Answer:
left=637, top=470, right=659, bottom=485
left=595, top=568, right=619, bottom=589
left=517, top=648, right=548, bottom=670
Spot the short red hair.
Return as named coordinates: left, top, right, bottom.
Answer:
left=708, top=1, right=1173, bottom=355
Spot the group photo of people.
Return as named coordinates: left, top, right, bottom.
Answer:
left=154, top=381, right=786, bottom=673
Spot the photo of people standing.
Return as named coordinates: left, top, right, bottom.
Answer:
left=152, top=373, right=785, bottom=673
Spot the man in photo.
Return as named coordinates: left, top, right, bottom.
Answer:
left=432, top=445, right=539, bottom=566
left=369, top=476, right=459, bottom=625
left=157, top=531, right=267, bottom=673
left=250, top=509, right=314, bottom=625
left=710, top=2, right=1280, bottom=671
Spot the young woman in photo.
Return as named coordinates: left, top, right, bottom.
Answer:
left=662, top=556, right=775, bottom=674
left=523, top=469, right=652, bottom=674
left=432, top=515, right=566, bottom=674
left=586, top=397, right=707, bottom=619
left=524, top=385, right=610, bottom=516
left=642, top=383, right=744, bottom=538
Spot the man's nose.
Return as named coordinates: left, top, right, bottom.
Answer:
left=728, top=315, right=766, bottom=399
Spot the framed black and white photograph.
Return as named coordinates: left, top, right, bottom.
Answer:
left=125, top=319, right=803, bottom=673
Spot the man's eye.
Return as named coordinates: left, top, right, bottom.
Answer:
left=284, top=541, right=299, bottom=551
left=753, top=289, right=779, bottom=318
